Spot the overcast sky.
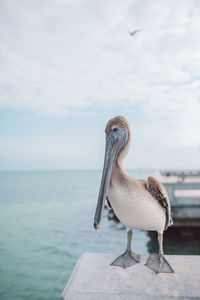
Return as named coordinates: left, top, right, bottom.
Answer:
left=0, top=0, right=200, bottom=170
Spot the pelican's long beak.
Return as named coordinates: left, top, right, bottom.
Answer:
left=94, top=128, right=128, bottom=230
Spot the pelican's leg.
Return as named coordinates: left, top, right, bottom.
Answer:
left=111, top=229, right=140, bottom=268
left=145, top=232, right=173, bottom=274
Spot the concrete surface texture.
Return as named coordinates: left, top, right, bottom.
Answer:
left=61, top=253, right=200, bottom=300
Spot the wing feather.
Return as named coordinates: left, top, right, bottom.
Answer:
left=146, top=176, right=173, bottom=230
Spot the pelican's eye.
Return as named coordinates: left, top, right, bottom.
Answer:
left=113, top=127, right=118, bottom=132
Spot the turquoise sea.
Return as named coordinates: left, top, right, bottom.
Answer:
left=0, top=170, right=199, bottom=300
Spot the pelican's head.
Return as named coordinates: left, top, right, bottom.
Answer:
left=94, top=116, right=130, bottom=230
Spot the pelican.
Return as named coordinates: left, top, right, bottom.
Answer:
left=94, top=116, right=173, bottom=273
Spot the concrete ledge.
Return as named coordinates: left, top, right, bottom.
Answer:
left=61, top=253, right=200, bottom=300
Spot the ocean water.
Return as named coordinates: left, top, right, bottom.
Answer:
left=0, top=170, right=199, bottom=300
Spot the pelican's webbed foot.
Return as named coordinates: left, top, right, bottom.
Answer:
left=111, top=250, right=140, bottom=269
left=145, top=254, right=173, bottom=274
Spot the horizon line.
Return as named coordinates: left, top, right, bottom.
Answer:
left=0, top=167, right=199, bottom=172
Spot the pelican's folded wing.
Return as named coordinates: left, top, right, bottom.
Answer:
left=146, top=176, right=173, bottom=230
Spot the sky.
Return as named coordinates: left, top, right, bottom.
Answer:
left=0, top=0, right=200, bottom=170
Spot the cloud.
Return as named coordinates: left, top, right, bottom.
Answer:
left=0, top=0, right=200, bottom=170
left=0, top=0, right=200, bottom=115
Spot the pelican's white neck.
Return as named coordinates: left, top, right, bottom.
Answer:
left=111, top=135, right=131, bottom=183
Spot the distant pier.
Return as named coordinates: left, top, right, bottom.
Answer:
left=160, top=170, right=200, bottom=227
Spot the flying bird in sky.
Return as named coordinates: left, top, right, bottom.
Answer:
left=129, top=29, right=143, bottom=37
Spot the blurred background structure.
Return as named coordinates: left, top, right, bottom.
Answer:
left=0, top=0, right=200, bottom=300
